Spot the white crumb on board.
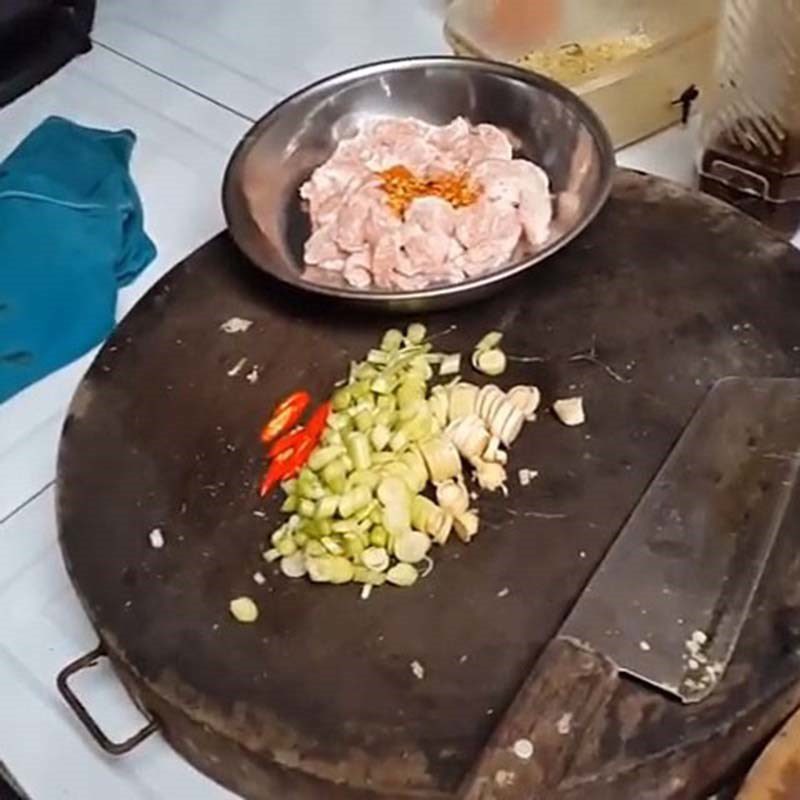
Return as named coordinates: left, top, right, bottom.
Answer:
left=253, top=571, right=266, bottom=585
left=148, top=528, right=165, bottom=549
left=410, top=660, right=425, bottom=680
left=556, top=713, right=573, bottom=735
left=512, top=738, right=534, bottom=760
left=220, top=317, right=253, bottom=334
left=518, top=468, right=539, bottom=487
left=494, top=769, right=516, bottom=787
left=497, top=587, right=510, bottom=598
left=227, top=357, right=247, bottom=377
left=639, top=640, right=651, bottom=652
left=246, top=366, right=260, bottom=384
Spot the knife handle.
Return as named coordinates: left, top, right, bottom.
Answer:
left=459, top=638, right=619, bottom=800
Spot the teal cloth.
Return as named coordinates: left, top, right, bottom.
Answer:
left=0, top=116, right=156, bottom=402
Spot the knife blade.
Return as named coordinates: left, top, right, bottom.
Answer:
left=560, top=377, right=800, bottom=703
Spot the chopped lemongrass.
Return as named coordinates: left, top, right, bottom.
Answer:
left=339, top=485, right=372, bottom=518
left=308, top=446, right=344, bottom=472
left=263, top=548, right=281, bottom=563
left=475, top=331, right=503, bottom=352
left=321, top=536, right=345, bottom=556
left=331, top=387, right=352, bottom=411
left=362, top=547, right=390, bottom=572
left=475, top=348, right=507, bottom=376
left=394, top=530, right=432, bottom=563
left=354, top=409, right=374, bottom=433
left=400, top=450, right=428, bottom=493
left=439, top=353, right=461, bottom=376
left=230, top=596, right=259, bottom=623
left=259, top=325, right=543, bottom=594
left=553, top=396, right=586, bottom=426
left=315, top=495, right=340, bottom=519
left=345, top=432, right=372, bottom=471
left=280, top=553, right=307, bottom=578
left=371, top=423, right=391, bottom=451
left=367, top=348, right=390, bottom=365
left=354, top=566, right=387, bottom=585
left=307, top=556, right=334, bottom=583
left=381, top=328, right=404, bottom=352
left=329, top=556, right=355, bottom=584
left=383, top=502, right=412, bottom=538
left=361, top=584, right=374, bottom=600
left=347, top=470, right=381, bottom=491
left=276, top=538, right=297, bottom=557
left=419, top=436, right=462, bottom=483
left=406, top=323, right=427, bottom=345
left=298, top=498, right=316, bottom=518
left=387, top=563, right=419, bottom=587
left=369, top=526, right=389, bottom=548
left=305, top=540, right=326, bottom=557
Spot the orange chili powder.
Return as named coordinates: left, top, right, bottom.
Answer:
left=376, top=164, right=480, bottom=217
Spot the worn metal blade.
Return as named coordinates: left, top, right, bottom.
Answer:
left=560, top=377, right=800, bottom=703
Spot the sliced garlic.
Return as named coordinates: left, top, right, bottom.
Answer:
left=475, top=461, right=507, bottom=493
left=553, top=396, right=586, bottom=427
left=507, top=385, right=541, bottom=420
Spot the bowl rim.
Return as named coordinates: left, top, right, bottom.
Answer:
left=222, top=55, right=615, bottom=304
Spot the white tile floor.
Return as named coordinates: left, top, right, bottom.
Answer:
left=0, top=2, right=746, bottom=797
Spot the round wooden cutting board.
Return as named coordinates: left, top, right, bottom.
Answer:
left=57, top=171, right=800, bottom=799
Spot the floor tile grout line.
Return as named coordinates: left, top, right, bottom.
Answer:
left=0, top=481, right=54, bottom=526
left=90, top=41, right=258, bottom=124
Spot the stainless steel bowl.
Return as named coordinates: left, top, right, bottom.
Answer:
left=223, top=56, right=614, bottom=311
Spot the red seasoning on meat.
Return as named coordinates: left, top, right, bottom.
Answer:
left=376, top=165, right=480, bottom=217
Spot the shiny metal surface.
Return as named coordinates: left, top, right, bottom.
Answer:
left=561, top=377, right=800, bottom=703
left=223, top=56, right=614, bottom=310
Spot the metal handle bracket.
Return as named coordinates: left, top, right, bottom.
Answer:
left=56, top=644, right=159, bottom=755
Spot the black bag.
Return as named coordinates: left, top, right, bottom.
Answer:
left=0, top=0, right=96, bottom=108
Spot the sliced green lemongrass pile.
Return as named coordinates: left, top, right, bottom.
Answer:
left=261, top=324, right=543, bottom=591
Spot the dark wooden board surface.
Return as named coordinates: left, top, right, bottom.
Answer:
left=58, top=171, right=800, bottom=798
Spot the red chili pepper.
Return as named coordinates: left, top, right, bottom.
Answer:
left=268, top=426, right=306, bottom=458
left=259, top=428, right=322, bottom=497
left=305, top=400, right=331, bottom=439
left=260, top=391, right=310, bottom=444
left=281, top=434, right=317, bottom=480
left=259, top=447, right=297, bottom=497
left=275, top=390, right=311, bottom=417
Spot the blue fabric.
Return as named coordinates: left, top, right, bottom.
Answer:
left=0, top=116, right=156, bottom=402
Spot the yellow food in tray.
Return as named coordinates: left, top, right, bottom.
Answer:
left=516, top=33, right=653, bottom=84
